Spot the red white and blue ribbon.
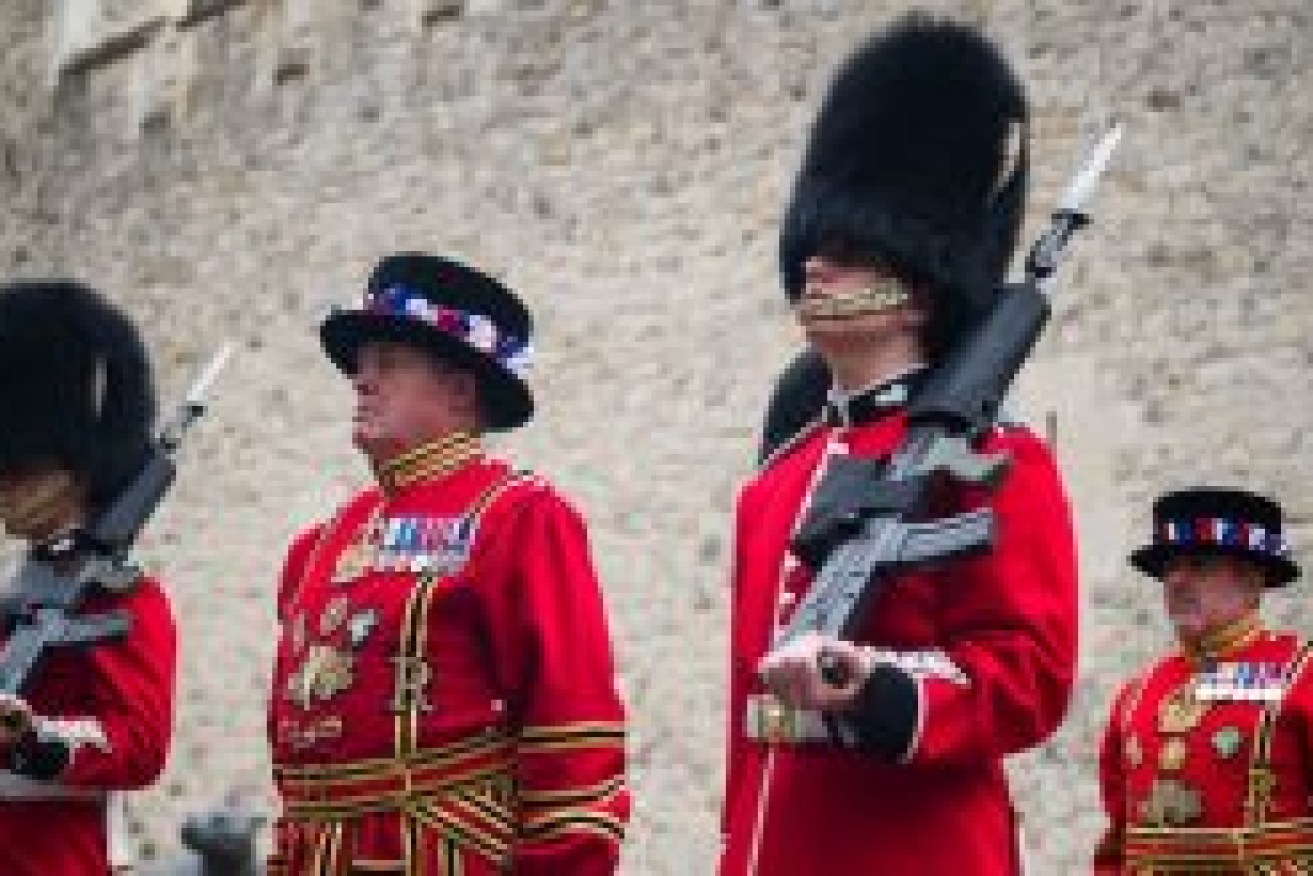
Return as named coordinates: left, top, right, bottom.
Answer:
left=1159, top=517, right=1291, bottom=558
left=364, top=284, right=533, bottom=377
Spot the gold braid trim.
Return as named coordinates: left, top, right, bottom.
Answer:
left=1181, top=613, right=1262, bottom=667
left=377, top=432, right=483, bottom=493
left=409, top=794, right=511, bottom=861
left=518, top=722, right=626, bottom=753
left=521, top=775, right=626, bottom=808
left=519, top=810, right=626, bottom=844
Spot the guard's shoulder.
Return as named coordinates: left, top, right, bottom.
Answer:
left=757, top=417, right=825, bottom=473
left=978, top=415, right=1053, bottom=459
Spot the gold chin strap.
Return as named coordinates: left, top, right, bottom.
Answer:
left=0, top=469, right=84, bottom=541
left=796, top=276, right=912, bottom=320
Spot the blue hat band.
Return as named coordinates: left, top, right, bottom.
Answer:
left=1158, top=517, right=1292, bottom=560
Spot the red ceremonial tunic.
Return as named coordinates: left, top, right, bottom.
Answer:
left=268, top=442, right=629, bottom=875
left=0, top=577, right=178, bottom=876
left=1095, top=623, right=1313, bottom=873
left=721, top=408, right=1078, bottom=876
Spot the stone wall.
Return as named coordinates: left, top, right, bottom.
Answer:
left=1, top=0, right=1310, bottom=871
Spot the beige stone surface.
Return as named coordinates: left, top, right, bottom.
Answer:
left=1, top=0, right=1311, bottom=871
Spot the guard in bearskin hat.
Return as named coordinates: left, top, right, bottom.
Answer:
left=758, top=0, right=1030, bottom=461
left=266, top=254, right=629, bottom=875
left=1095, top=488, right=1313, bottom=873
left=721, top=14, right=1078, bottom=875
left=0, top=280, right=177, bottom=875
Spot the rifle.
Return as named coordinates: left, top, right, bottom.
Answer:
left=0, top=344, right=235, bottom=696
left=776, top=126, right=1124, bottom=674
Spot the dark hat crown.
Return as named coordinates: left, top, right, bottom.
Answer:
left=780, top=12, right=1029, bottom=351
left=0, top=280, right=156, bottom=507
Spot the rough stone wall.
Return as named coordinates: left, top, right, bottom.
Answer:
left=0, top=0, right=1310, bottom=872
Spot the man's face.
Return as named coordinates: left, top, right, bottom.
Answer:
left=795, top=251, right=929, bottom=353
left=0, top=465, right=84, bottom=541
left=351, top=341, right=479, bottom=462
left=1161, top=554, right=1265, bottom=640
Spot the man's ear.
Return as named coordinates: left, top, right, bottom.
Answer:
left=449, top=370, right=482, bottom=419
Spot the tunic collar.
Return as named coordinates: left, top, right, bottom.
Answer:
left=824, top=365, right=927, bottom=428
left=1180, top=611, right=1263, bottom=668
left=376, top=432, right=483, bottom=495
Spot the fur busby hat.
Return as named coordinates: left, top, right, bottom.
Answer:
left=0, top=280, right=157, bottom=508
left=779, top=12, right=1030, bottom=353
left=321, top=253, right=535, bottom=431
left=1130, top=487, right=1300, bottom=588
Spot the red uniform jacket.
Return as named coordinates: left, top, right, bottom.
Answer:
left=0, top=577, right=177, bottom=875
left=721, top=411, right=1078, bottom=876
left=1095, top=628, right=1313, bottom=873
left=269, top=454, right=629, bottom=875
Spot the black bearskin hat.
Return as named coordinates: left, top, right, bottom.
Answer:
left=779, top=12, right=1029, bottom=353
left=0, top=281, right=156, bottom=508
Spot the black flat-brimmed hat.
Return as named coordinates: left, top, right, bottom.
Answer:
left=1130, top=487, right=1299, bottom=587
left=321, top=253, right=535, bottom=431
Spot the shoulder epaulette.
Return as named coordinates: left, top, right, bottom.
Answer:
left=757, top=417, right=825, bottom=472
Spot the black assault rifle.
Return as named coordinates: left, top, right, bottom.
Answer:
left=0, top=344, right=234, bottom=696
left=776, top=126, right=1124, bottom=674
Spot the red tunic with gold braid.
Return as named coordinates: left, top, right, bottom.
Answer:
left=268, top=435, right=629, bottom=875
left=1095, top=618, right=1313, bottom=874
left=720, top=405, right=1078, bottom=876
left=0, top=577, right=177, bottom=875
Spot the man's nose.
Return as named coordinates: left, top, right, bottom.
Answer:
left=352, top=367, right=376, bottom=394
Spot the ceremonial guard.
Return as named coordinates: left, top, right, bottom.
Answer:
left=0, top=280, right=177, bottom=874
left=267, top=254, right=629, bottom=874
left=1094, top=487, right=1313, bottom=873
left=721, top=15, right=1079, bottom=875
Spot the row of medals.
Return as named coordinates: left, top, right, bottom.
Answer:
left=1132, top=681, right=1247, bottom=826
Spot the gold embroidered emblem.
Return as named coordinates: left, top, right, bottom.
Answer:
left=1158, top=685, right=1208, bottom=734
left=286, top=644, right=356, bottom=709
left=1158, top=736, right=1188, bottom=773
left=1124, top=734, right=1143, bottom=769
left=319, top=596, right=350, bottom=636
left=331, top=540, right=373, bottom=585
left=347, top=609, right=379, bottom=648
left=281, top=716, right=344, bottom=750
left=1139, top=778, right=1203, bottom=826
left=1211, top=725, right=1244, bottom=760
left=388, top=653, right=435, bottom=714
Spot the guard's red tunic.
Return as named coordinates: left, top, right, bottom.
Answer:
left=721, top=410, right=1077, bottom=876
left=0, top=578, right=178, bottom=875
left=1095, top=626, right=1313, bottom=874
left=268, top=449, right=629, bottom=875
